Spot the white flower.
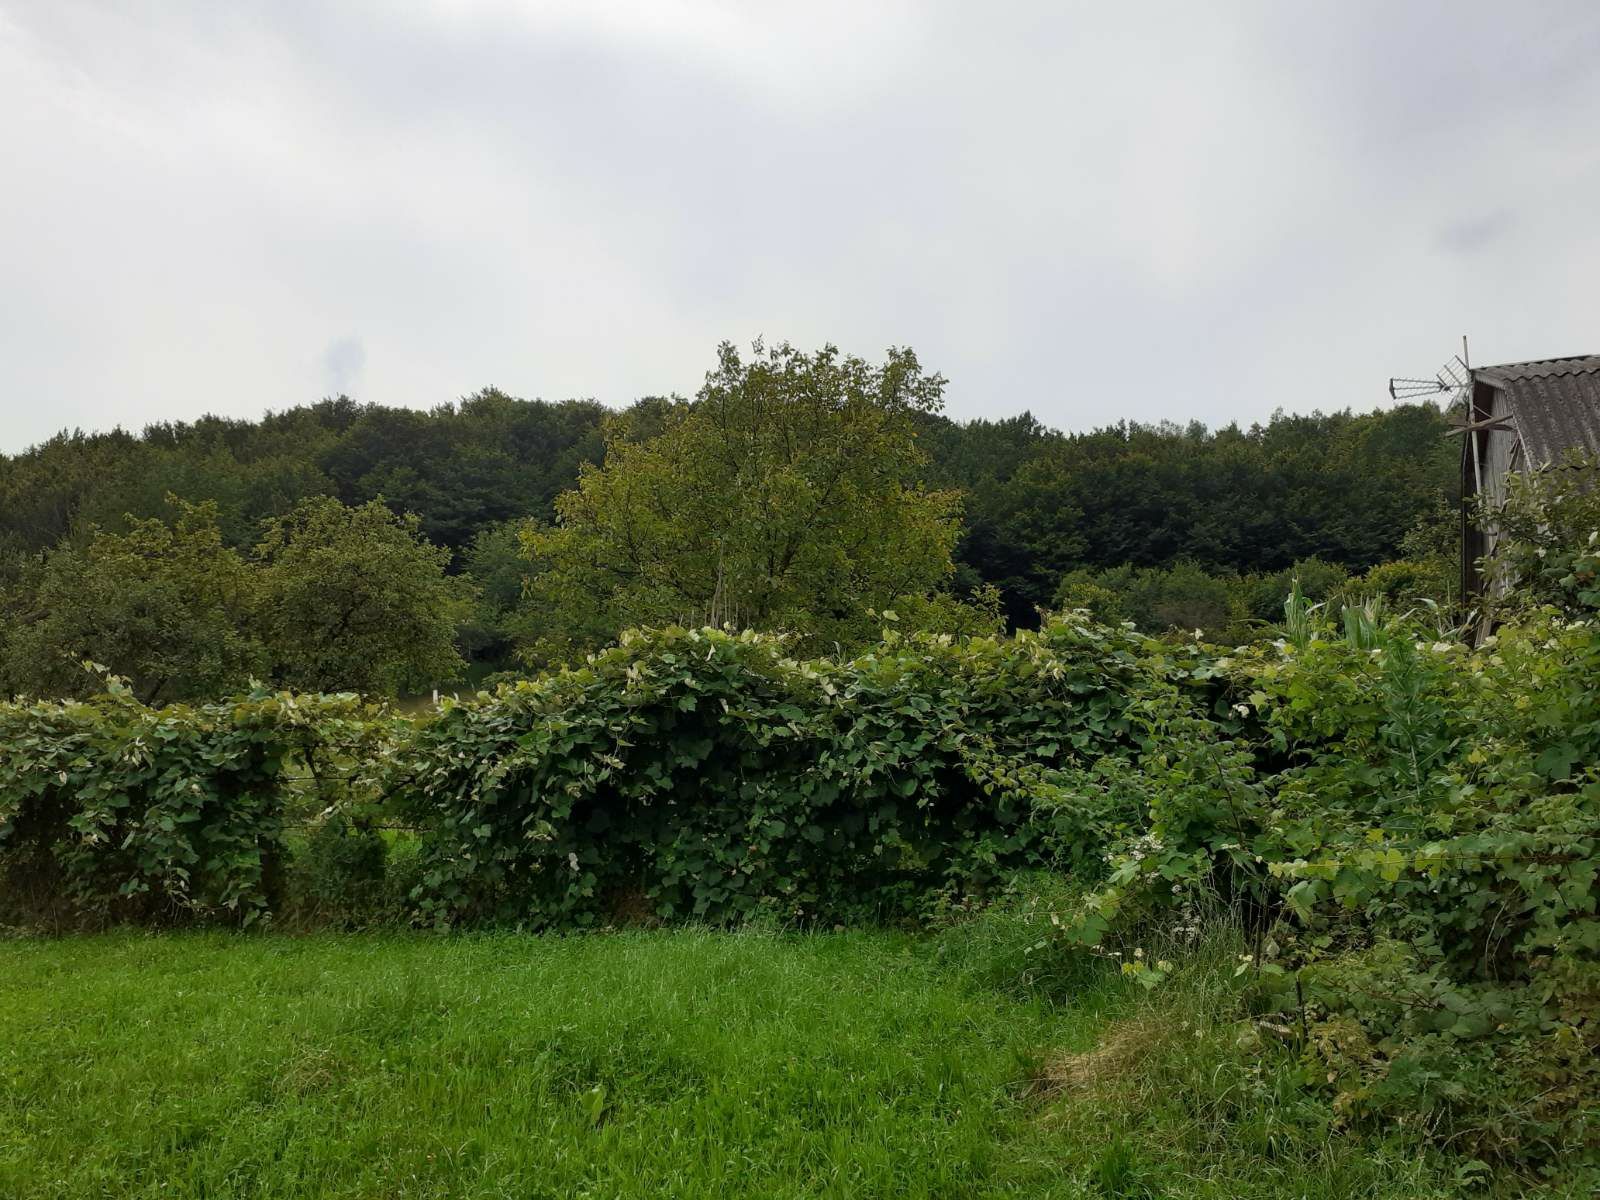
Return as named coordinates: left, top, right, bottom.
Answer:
left=567, top=852, right=580, bottom=872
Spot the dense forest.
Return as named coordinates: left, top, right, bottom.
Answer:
left=0, top=344, right=1459, bottom=696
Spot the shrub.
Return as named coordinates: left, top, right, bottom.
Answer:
left=1481, top=451, right=1600, bottom=621
left=0, top=681, right=397, bottom=928
left=1044, top=602, right=1600, bottom=1179
left=284, top=817, right=391, bottom=928
left=1054, top=557, right=1357, bottom=645
left=1235, top=557, right=1351, bottom=625
left=1343, top=557, right=1453, bottom=611
left=1055, top=560, right=1244, bottom=640
left=395, top=617, right=1161, bottom=928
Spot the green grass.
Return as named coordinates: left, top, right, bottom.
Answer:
left=0, top=929, right=1459, bottom=1199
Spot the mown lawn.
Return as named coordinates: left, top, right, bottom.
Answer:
left=0, top=930, right=1454, bottom=1199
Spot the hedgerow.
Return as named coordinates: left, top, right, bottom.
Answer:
left=0, top=615, right=1163, bottom=930
left=394, top=617, right=1158, bottom=927
left=0, top=678, right=399, bottom=927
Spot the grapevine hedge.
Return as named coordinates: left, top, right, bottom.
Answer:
left=0, top=615, right=1160, bottom=930
left=394, top=618, right=1156, bottom=927
left=0, top=678, right=399, bottom=926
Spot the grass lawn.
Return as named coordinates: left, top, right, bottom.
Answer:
left=1, top=930, right=1457, bottom=1199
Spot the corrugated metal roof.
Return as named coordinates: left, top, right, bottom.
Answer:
left=1474, top=354, right=1600, bottom=466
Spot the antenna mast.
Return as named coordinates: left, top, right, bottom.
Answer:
left=1388, top=337, right=1471, bottom=407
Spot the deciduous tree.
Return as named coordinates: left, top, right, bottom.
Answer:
left=523, top=341, right=962, bottom=658
left=0, top=499, right=264, bottom=703
left=254, top=497, right=468, bottom=694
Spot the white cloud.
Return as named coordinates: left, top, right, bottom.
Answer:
left=2, top=0, right=1599, bottom=450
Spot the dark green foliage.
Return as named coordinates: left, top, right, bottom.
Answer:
left=1057, top=560, right=1247, bottom=640
left=1052, top=551, right=1459, bottom=645
left=284, top=817, right=394, bottom=928
left=0, top=498, right=266, bottom=704
left=0, top=682, right=397, bottom=928
left=318, top=389, right=606, bottom=549
left=1234, top=557, right=1354, bottom=622
left=3, top=387, right=1457, bottom=653
left=0, top=392, right=604, bottom=557
left=455, top=516, right=541, bottom=670
left=398, top=619, right=1152, bottom=927
left=918, top=403, right=1456, bottom=624
left=253, top=496, right=470, bottom=694
left=1055, top=556, right=1355, bottom=643
left=0, top=495, right=470, bottom=701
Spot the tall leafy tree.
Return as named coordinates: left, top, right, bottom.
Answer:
left=253, top=497, right=469, bottom=694
left=524, top=341, right=962, bottom=658
left=0, top=499, right=265, bottom=703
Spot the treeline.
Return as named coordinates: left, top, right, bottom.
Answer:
left=0, top=343, right=1459, bottom=695
left=0, top=390, right=605, bottom=557
left=915, top=403, right=1458, bottom=626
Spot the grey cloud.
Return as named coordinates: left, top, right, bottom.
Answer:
left=322, top=336, right=366, bottom=395
left=2, top=0, right=1599, bottom=453
left=1437, top=210, right=1518, bottom=256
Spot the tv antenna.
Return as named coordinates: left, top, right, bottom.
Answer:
left=1388, top=335, right=1471, bottom=406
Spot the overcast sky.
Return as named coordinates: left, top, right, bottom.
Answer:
left=4, top=1, right=1599, bottom=453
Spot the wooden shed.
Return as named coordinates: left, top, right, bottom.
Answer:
left=1460, top=354, right=1600, bottom=599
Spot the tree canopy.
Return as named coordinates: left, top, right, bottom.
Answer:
left=253, top=497, right=469, bottom=695
left=0, top=496, right=468, bottom=701
left=522, top=342, right=963, bottom=658
left=0, top=500, right=264, bottom=704
left=0, top=342, right=1463, bottom=688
